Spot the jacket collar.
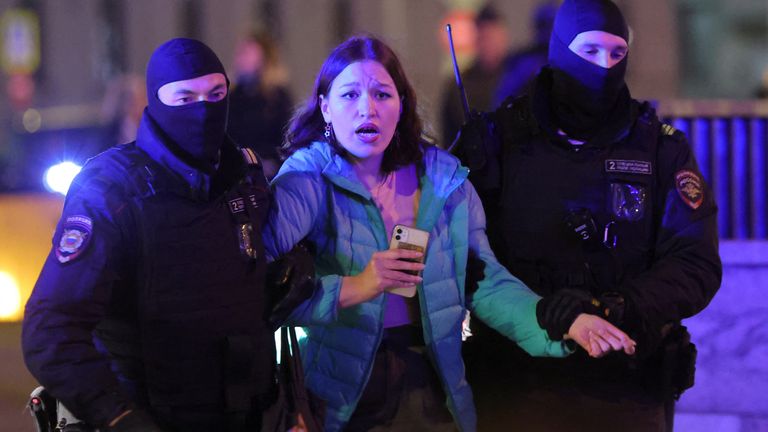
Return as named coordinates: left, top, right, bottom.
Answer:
left=277, top=141, right=469, bottom=231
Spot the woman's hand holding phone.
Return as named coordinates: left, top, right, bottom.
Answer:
left=386, top=225, right=430, bottom=297
left=339, top=249, right=424, bottom=308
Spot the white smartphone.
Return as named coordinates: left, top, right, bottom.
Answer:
left=387, top=224, right=429, bottom=297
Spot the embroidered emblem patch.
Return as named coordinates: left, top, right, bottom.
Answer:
left=675, top=170, right=704, bottom=210
left=55, top=215, right=93, bottom=263
left=605, top=159, right=652, bottom=175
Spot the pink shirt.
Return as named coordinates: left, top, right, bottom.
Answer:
left=361, top=163, right=421, bottom=328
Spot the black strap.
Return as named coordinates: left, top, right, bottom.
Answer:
left=280, top=327, right=323, bottom=432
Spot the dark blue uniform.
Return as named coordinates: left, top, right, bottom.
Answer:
left=22, top=113, right=275, bottom=431
left=458, top=67, right=722, bottom=431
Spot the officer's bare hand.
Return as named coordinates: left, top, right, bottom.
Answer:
left=339, top=249, right=423, bottom=308
left=566, top=313, right=636, bottom=358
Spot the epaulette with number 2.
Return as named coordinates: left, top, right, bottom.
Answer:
left=660, top=123, right=679, bottom=137
left=240, top=147, right=261, bottom=166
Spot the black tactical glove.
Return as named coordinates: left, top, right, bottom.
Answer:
left=537, top=289, right=632, bottom=340
left=106, top=409, right=165, bottom=432
left=450, top=111, right=501, bottom=192
left=594, top=291, right=626, bottom=326
left=536, top=289, right=598, bottom=340
left=267, top=242, right=316, bottom=329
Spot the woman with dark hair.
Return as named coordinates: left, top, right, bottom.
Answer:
left=263, top=35, right=634, bottom=432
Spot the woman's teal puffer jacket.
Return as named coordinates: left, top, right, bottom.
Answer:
left=263, top=142, right=570, bottom=431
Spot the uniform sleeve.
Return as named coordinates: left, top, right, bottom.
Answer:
left=621, top=130, right=722, bottom=347
left=21, top=166, right=135, bottom=427
left=263, top=171, right=342, bottom=325
left=464, top=181, right=572, bottom=358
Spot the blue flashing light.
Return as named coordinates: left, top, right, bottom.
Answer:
left=43, top=162, right=82, bottom=195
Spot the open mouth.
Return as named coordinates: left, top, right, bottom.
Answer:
left=355, top=124, right=380, bottom=140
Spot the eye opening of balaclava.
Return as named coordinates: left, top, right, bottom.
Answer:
left=145, top=37, right=230, bottom=173
left=547, top=0, right=629, bottom=140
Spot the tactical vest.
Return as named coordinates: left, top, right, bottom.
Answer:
left=490, top=97, right=662, bottom=299
left=92, top=143, right=275, bottom=427
left=466, top=99, right=694, bottom=397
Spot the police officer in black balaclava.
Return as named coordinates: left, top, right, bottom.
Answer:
left=546, top=0, right=630, bottom=140
left=145, top=37, right=230, bottom=174
left=454, top=0, right=721, bottom=431
left=23, top=38, right=281, bottom=431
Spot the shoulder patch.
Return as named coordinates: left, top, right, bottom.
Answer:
left=675, top=170, right=704, bottom=210
left=661, top=124, right=678, bottom=136
left=55, top=215, right=93, bottom=263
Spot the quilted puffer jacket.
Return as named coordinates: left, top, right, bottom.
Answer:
left=263, top=141, right=571, bottom=431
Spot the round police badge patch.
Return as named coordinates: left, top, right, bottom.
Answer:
left=675, top=170, right=704, bottom=210
left=55, top=215, right=93, bottom=263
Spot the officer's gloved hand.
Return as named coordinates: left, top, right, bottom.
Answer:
left=612, top=294, right=664, bottom=360
left=536, top=289, right=597, bottom=340
left=594, top=291, right=626, bottom=326
left=106, top=409, right=165, bottom=432
left=267, top=242, right=316, bottom=329
left=450, top=110, right=500, bottom=173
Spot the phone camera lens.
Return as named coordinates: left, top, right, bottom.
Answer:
left=396, top=228, right=403, bottom=234
left=395, top=235, right=401, bottom=240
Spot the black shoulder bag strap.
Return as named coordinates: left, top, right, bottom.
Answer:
left=279, top=327, right=324, bottom=432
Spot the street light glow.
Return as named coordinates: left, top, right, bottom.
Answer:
left=0, top=271, right=22, bottom=320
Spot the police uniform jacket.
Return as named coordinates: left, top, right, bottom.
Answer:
left=462, top=67, right=722, bottom=392
left=22, top=113, right=275, bottom=429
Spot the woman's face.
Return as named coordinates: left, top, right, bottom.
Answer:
left=320, top=60, right=401, bottom=163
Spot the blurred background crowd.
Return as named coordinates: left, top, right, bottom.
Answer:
left=0, top=0, right=766, bottom=193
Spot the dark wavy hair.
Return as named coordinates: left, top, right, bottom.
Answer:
left=282, top=35, right=427, bottom=174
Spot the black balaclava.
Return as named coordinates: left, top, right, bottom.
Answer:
left=547, top=0, right=629, bottom=139
left=145, top=38, right=229, bottom=172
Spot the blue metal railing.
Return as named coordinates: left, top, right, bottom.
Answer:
left=660, top=100, right=768, bottom=239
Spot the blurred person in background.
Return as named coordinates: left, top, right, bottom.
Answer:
left=493, top=1, right=557, bottom=107
left=227, top=31, right=293, bottom=179
left=100, top=73, right=147, bottom=146
left=440, top=4, right=509, bottom=148
left=1, top=73, right=37, bottom=191
left=453, top=0, right=721, bottom=430
left=755, top=66, right=768, bottom=98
